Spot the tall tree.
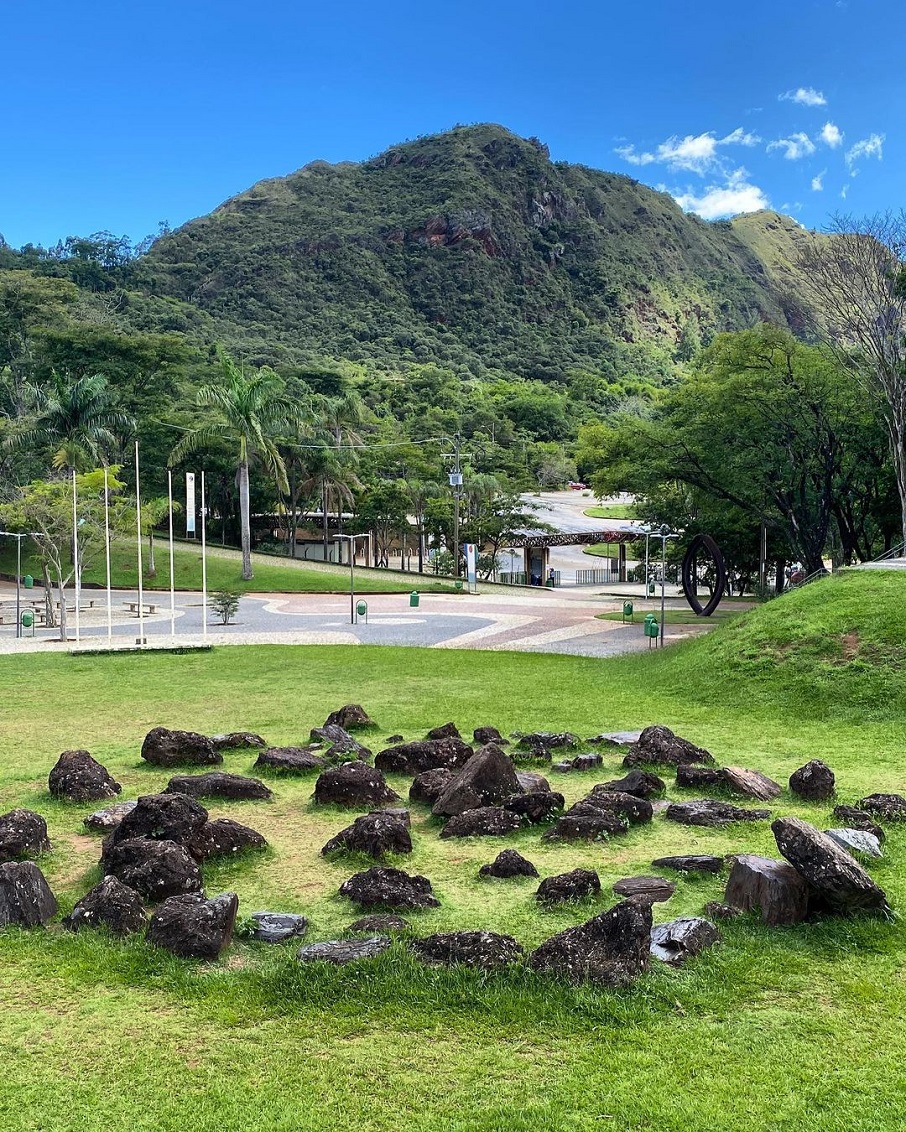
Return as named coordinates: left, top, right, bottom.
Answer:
left=169, top=353, right=307, bottom=580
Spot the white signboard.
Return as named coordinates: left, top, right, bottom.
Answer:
left=466, top=542, right=478, bottom=594
left=186, top=472, right=196, bottom=535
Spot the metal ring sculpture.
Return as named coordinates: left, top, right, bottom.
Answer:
left=681, top=534, right=727, bottom=617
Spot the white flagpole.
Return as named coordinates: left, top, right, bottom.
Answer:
left=72, top=469, right=80, bottom=644
left=168, top=470, right=176, bottom=641
left=200, top=469, right=208, bottom=641
left=135, top=441, right=145, bottom=647
left=104, top=466, right=112, bottom=645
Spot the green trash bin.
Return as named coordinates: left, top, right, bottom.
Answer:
left=454, top=580, right=463, bottom=592
left=622, top=600, right=634, bottom=624
left=645, top=618, right=659, bottom=647
left=356, top=600, right=368, bottom=623
left=23, top=574, right=34, bottom=589
left=648, top=581, right=656, bottom=595
left=409, top=591, right=420, bottom=608
left=21, top=610, right=34, bottom=630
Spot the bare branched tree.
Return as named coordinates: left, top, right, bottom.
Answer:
left=799, top=212, right=906, bottom=543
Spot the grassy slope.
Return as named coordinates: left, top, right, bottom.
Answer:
left=584, top=504, right=638, bottom=519
left=0, top=569, right=904, bottom=1130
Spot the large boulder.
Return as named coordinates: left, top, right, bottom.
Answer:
left=140, top=727, right=221, bottom=767
left=515, top=732, right=580, bottom=763
left=409, top=768, right=456, bottom=805
left=612, top=876, right=675, bottom=903
left=536, top=868, right=601, bottom=905
left=675, top=764, right=724, bottom=789
left=432, top=744, right=523, bottom=817
left=309, top=724, right=372, bottom=762
left=165, top=773, right=273, bottom=801
left=479, top=849, right=539, bottom=879
left=650, top=918, right=719, bottom=966
left=103, top=792, right=208, bottom=857
left=323, top=704, right=375, bottom=731
left=103, top=838, right=203, bottom=901
left=665, top=800, right=771, bottom=827
left=0, top=809, right=51, bottom=862
left=831, top=806, right=885, bottom=842
left=723, top=854, right=810, bottom=925
left=789, top=759, right=836, bottom=801
left=254, top=747, right=325, bottom=774
left=409, top=931, right=523, bottom=970
left=375, top=738, right=473, bottom=775
left=529, top=899, right=652, bottom=986
left=502, top=790, right=564, bottom=824
left=516, top=771, right=551, bottom=792
left=209, top=732, right=267, bottom=751
left=856, top=793, right=906, bottom=822
left=473, top=726, right=505, bottom=745
left=623, top=725, right=715, bottom=768
left=339, top=866, right=440, bottom=910
left=297, top=936, right=391, bottom=964
left=188, top=819, right=268, bottom=860
left=772, top=816, right=891, bottom=917
left=248, top=912, right=308, bottom=943
left=48, top=750, right=122, bottom=803
left=62, top=876, right=146, bottom=936
left=722, top=767, right=782, bottom=801
left=580, top=789, right=653, bottom=825
left=542, top=803, right=628, bottom=842
left=597, top=769, right=666, bottom=799
left=313, top=762, right=400, bottom=809
left=321, top=813, right=412, bottom=858
left=146, top=892, right=238, bottom=959
left=651, top=854, right=725, bottom=874
left=83, top=801, right=137, bottom=833
left=438, top=806, right=523, bottom=839
left=0, top=861, right=57, bottom=927
left=426, top=722, right=461, bottom=741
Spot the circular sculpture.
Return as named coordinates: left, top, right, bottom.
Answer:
left=681, top=534, right=727, bottom=617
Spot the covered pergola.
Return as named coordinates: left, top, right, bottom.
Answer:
left=505, top=527, right=640, bottom=584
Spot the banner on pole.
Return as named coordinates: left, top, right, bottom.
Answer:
left=186, top=473, right=196, bottom=534
left=465, top=543, right=478, bottom=594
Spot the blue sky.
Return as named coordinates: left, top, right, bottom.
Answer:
left=1, top=0, right=900, bottom=247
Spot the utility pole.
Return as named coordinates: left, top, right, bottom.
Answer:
left=449, top=432, right=463, bottom=579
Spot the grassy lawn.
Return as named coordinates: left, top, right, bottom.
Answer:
left=584, top=504, right=639, bottom=519
left=0, top=570, right=905, bottom=1129
left=597, top=604, right=749, bottom=626
left=0, top=536, right=456, bottom=595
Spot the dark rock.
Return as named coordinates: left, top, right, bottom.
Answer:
left=572, top=754, right=603, bottom=771
left=623, top=725, right=715, bottom=768
left=542, top=804, right=629, bottom=842
left=587, top=730, right=644, bottom=746
left=724, top=854, right=810, bottom=925
left=552, top=760, right=574, bottom=773
left=789, top=759, right=835, bottom=801
left=479, top=849, right=539, bottom=879
left=254, top=746, right=325, bottom=773
left=189, top=818, right=268, bottom=860
left=432, top=744, right=523, bottom=817
left=339, top=866, right=439, bottom=910
left=297, top=936, right=391, bottom=964
left=650, top=917, right=719, bottom=965
left=666, top=800, right=771, bottom=827
left=824, top=828, right=883, bottom=858
left=313, top=762, right=400, bottom=809
left=104, top=792, right=208, bottom=857
left=62, top=876, right=146, bottom=936
left=147, top=891, right=238, bottom=959
left=165, top=772, right=273, bottom=801
left=856, top=793, right=906, bottom=822
left=375, top=738, right=473, bottom=775
left=409, top=768, right=456, bottom=805
left=383, top=808, right=411, bottom=827
left=516, top=771, right=550, bottom=792
left=722, top=767, right=782, bottom=801
left=426, top=722, right=461, bottom=741
left=651, top=854, right=725, bottom=874
left=705, top=901, right=741, bottom=920
left=385, top=735, right=404, bottom=745
left=502, top=790, right=564, bottom=823
left=83, top=801, right=137, bottom=832
left=309, top=724, right=372, bottom=761
left=772, top=816, right=890, bottom=916
left=141, top=727, right=221, bottom=767
left=0, top=861, right=58, bottom=927
left=536, top=868, right=601, bottom=905
left=103, top=838, right=203, bottom=901
left=348, top=914, right=410, bottom=933
left=209, top=732, right=267, bottom=751
left=529, top=898, right=652, bottom=986
left=409, top=930, right=523, bottom=970
left=676, top=764, right=724, bottom=789
left=473, top=726, right=505, bottom=745
left=0, top=809, right=51, bottom=862
left=439, top=806, right=523, bottom=839
left=321, top=812, right=412, bottom=858
left=598, top=769, right=666, bottom=799
left=324, top=704, right=375, bottom=731
left=612, top=875, right=676, bottom=902
left=248, top=912, right=308, bottom=943
left=48, top=750, right=122, bottom=803
left=831, top=806, right=886, bottom=842
left=581, top=789, right=653, bottom=825
left=515, top=732, right=580, bottom=762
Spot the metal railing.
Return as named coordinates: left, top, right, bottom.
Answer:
left=575, top=567, right=621, bottom=585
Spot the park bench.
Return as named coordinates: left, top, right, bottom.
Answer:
left=123, top=601, right=157, bottom=616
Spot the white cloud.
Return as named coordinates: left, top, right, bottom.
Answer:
left=720, top=127, right=761, bottom=147
left=841, top=183, right=849, bottom=199
left=767, top=132, right=817, bottom=160
left=811, top=170, right=825, bottom=191
left=615, top=127, right=761, bottom=175
left=780, top=86, right=827, bottom=107
left=846, top=133, right=884, bottom=167
left=820, top=122, right=843, bottom=148
left=615, top=145, right=656, bottom=166
left=673, top=168, right=769, bottom=219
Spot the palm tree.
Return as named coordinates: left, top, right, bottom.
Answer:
left=169, top=354, right=307, bottom=580
left=13, top=371, right=133, bottom=471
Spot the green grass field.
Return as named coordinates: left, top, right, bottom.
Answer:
left=0, top=570, right=905, bottom=1130
left=0, top=536, right=455, bottom=595
left=584, top=504, right=639, bottom=519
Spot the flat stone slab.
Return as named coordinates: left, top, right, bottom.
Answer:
left=824, top=828, right=883, bottom=859
left=650, top=918, right=719, bottom=965
left=249, top=912, right=309, bottom=943
left=83, top=801, right=137, bottom=832
left=666, top=800, right=771, bottom=827
left=651, top=854, right=725, bottom=874
left=722, top=767, right=782, bottom=801
left=612, top=876, right=676, bottom=902
left=587, top=731, right=643, bottom=746
left=297, top=936, right=391, bottom=965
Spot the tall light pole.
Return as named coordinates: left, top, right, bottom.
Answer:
left=658, top=524, right=678, bottom=646
left=0, top=532, right=29, bottom=639
left=449, top=431, right=463, bottom=578
left=335, top=533, right=369, bottom=624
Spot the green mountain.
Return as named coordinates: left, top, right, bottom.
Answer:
left=137, top=124, right=815, bottom=379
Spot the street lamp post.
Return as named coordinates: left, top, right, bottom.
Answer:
left=657, top=524, right=678, bottom=646
left=0, top=532, right=30, bottom=639
left=335, top=534, right=369, bottom=624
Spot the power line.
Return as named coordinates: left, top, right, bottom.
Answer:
left=150, top=418, right=456, bottom=452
